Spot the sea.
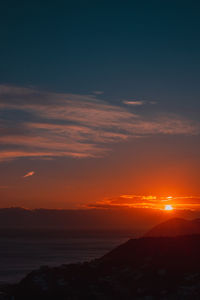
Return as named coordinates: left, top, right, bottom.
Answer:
left=0, top=229, right=143, bottom=285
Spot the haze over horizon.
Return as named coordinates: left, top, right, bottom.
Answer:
left=0, top=1, right=200, bottom=215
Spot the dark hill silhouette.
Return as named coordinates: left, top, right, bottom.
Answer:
left=3, top=235, right=200, bottom=299
left=145, top=217, right=200, bottom=237
left=101, top=235, right=200, bottom=270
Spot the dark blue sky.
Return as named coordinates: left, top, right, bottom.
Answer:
left=0, top=1, right=200, bottom=208
left=1, top=1, right=200, bottom=109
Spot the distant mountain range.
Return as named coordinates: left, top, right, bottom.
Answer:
left=0, top=207, right=200, bottom=232
left=2, top=217, right=200, bottom=299
left=0, top=207, right=182, bottom=231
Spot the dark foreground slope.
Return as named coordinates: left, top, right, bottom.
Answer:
left=3, top=235, right=200, bottom=300
left=145, top=217, right=200, bottom=237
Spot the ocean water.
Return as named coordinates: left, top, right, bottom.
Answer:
left=0, top=230, right=141, bottom=284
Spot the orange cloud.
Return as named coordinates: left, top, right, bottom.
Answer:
left=87, top=195, right=200, bottom=211
left=23, top=171, right=35, bottom=178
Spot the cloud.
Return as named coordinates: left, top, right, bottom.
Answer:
left=92, top=91, right=104, bottom=95
left=87, top=195, right=200, bottom=211
left=23, top=171, right=35, bottom=178
left=123, top=100, right=157, bottom=106
left=123, top=100, right=146, bottom=106
left=0, top=84, right=199, bottom=162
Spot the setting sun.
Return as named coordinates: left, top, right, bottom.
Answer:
left=165, top=205, right=173, bottom=211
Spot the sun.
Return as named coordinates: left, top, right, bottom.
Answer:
left=164, top=204, right=173, bottom=211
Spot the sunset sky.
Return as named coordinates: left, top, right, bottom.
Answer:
left=0, top=1, right=200, bottom=211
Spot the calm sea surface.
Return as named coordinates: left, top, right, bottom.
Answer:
left=0, top=230, right=142, bottom=284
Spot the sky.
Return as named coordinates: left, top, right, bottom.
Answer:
left=0, top=0, right=200, bottom=211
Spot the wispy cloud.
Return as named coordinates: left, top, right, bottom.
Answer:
left=23, top=171, right=35, bottom=178
left=0, top=84, right=199, bottom=162
left=92, top=91, right=104, bottom=95
left=123, top=100, right=157, bottom=106
left=123, top=100, right=146, bottom=106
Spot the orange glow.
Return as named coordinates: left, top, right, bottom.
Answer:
left=164, top=204, right=173, bottom=211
